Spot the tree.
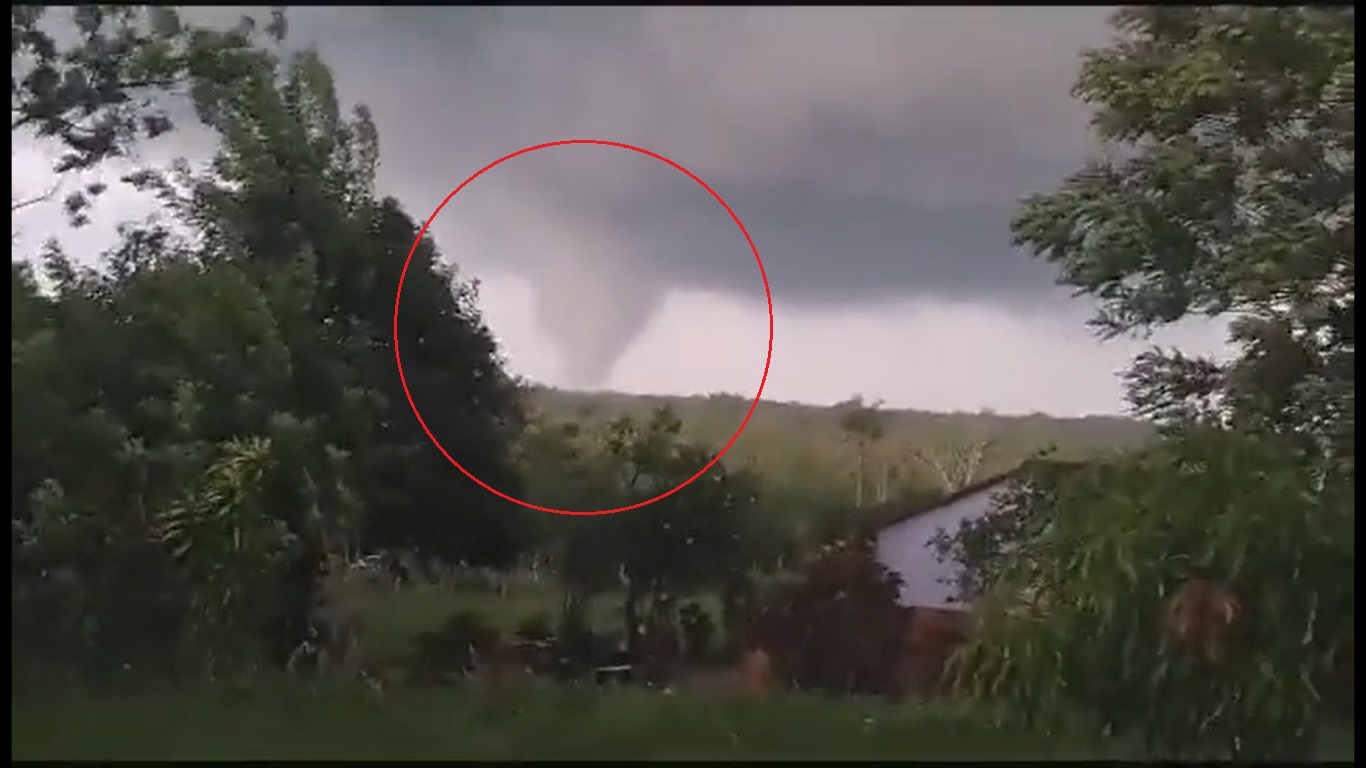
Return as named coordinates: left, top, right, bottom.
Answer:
left=950, top=7, right=1355, bottom=759
left=836, top=395, right=885, bottom=508
left=1012, top=6, right=1353, bottom=461
left=11, top=6, right=287, bottom=222
left=550, top=408, right=760, bottom=654
left=515, top=415, right=626, bottom=622
left=607, top=410, right=751, bottom=638
left=159, top=41, right=535, bottom=568
left=928, top=458, right=1076, bottom=604
left=905, top=429, right=997, bottom=494
left=12, top=233, right=358, bottom=677
left=11, top=9, right=537, bottom=681
left=10, top=7, right=287, bottom=163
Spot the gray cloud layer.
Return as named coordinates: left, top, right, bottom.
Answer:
left=45, top=8, right=1125, bottom=385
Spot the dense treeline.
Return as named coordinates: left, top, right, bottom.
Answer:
left=11, top=7, right=540, bottom=681
left=526, top=386, right=1153, bottom=529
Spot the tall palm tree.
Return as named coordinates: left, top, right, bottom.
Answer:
left=837, top=395, right=885, bottom=509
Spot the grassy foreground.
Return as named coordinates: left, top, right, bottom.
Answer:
left=14, top=681, right=1128, bottom=761
left=20, top=578, right=1350, bottom=761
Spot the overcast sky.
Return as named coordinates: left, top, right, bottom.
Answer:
left=12, top=7, right=1232, bottom=417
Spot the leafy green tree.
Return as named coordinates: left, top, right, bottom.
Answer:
left=12, top=8, right=536, bottom=681
left=951, top=7, right=1355, bottom=759
left=11, top=6, right=286, bottom=221
left=156, top=40, right=535, bottom=568
left=606, top=409, right=758, bottom=619
left=549, top=408, right=760, bottom=650
left=1012, top=6, right=1353, bottom=461
left=515, top=415, right=625, bottom=622
left=928, top=458, right=1073, bottom=604
left=15, top=244, right=305, bottom=676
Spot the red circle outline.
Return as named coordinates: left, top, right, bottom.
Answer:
left=393, top=140, right=774, bottom=516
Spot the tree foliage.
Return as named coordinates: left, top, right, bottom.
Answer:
left=951, top=431, right=1352, bottom=759
left=748, top=537, right=910, bottom=697
left=11, top=6, right=286, bottom=220
left=836, top=395, right=885, bottom=508
left=929, top=460, right=1077, bottom=604
left=528, top=385, right=1147, bottom=549
left=520, top=408, right=762, bottom=649
left=12, top=8, right=531, bottom=683
left=950, top=7, right=1355, bottom=759
left=1013, top=6, right=1354, bottom=459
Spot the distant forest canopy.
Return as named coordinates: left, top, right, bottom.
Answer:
left=522, top=385, right=1155, bottom=508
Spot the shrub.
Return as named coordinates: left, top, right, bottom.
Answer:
left=515, top=611, right=554, bottom=643
left=550, top=603, right=603, bottom=680
left=679, top=602, right=716, bottom=663
left=747, top=537, right=910, bottom=697
left=406, top=610, right=500, bottom=684
left=950, top=430, right=1354, bottom=760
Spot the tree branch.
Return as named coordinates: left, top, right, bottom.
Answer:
left=10, top=178, right=62, bottom=212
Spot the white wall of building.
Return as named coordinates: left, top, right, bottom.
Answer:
left=873, top=483, right=1004, bottom=611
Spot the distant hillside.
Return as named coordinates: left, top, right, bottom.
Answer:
left=524, top=386, right=1154, bottom=501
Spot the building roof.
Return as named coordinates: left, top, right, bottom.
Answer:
left=863, top=457, right=1089, bottom=534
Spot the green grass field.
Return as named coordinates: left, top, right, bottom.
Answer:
left=11, top=680, right=1121, bottom=761
left=16, top=682, right=1355, bottom=762
left=13, top=680, right=1355, bottom=761
left=14, top=580, right=1354, bottom=761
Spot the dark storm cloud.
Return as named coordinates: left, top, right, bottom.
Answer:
left=38, top=7, right=1113, bottom=305
left=32, top=7, right=1113, bottom=384
left=276, top=6, right=1115, bottom=307
left=512, top=120, right=1074, bottom=307
left=249, top=6, right=1120, bottom=382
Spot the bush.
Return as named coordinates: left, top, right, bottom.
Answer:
left=549, top=602, right=605, bottom=680
left=747, top=537, right=910, bottom=697
left=679, top=602, right=716, bottom=663
left=950, top=430, right=1354, bottom=760
left=406, top=610, right=500, bottom=684
left=515, top=611, right=554, bottom=643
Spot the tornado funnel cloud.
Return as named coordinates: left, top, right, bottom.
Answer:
left=530, top=256, right=662, bottom=388
left=448, top=155, right=671, bottom=390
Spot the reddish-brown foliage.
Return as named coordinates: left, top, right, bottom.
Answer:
left=472, top=636, right=535, bottom=695
left=746, top=537, right=911, bottom=697
left=1162, top=578, right=1243, bottom=664
left=898, top=607, right=970, bottom=695
left=737, top=647, right=775, bottom=699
